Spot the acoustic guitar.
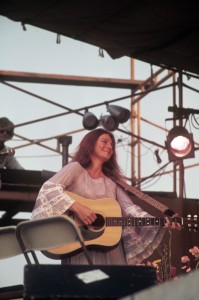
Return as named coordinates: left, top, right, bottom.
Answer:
left=44, top=191, right=198, bottom=259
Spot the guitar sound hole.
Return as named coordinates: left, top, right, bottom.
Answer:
left=91, top=214, right=105, bottom=230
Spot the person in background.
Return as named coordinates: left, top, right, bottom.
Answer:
left=31, top=128, right=180, bottom=265
left=0, top=117, right=24, bottom=169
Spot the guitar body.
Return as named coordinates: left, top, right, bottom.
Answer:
left=44, top=192, right=122, bottom=259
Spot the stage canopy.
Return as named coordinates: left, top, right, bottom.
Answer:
left=1, top=0, right=199, bottom=75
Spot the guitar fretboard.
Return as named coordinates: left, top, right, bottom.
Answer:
left=105, top=217, right=180, bottom=227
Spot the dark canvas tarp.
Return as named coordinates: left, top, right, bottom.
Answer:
left=1, top=0, right=199, bottom=75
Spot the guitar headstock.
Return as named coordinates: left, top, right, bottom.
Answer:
left=183, top=214, right=198, bottom=231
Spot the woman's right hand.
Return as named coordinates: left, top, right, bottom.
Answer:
left=70, top=201, right=96, bottom=225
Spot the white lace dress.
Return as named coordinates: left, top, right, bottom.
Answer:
left=31, top=162, right=165, bottom=265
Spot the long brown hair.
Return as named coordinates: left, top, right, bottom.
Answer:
left=72, top=128, right=124, bottom=181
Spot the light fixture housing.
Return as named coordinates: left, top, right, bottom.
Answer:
left=107, top=105, right=131, bottom=123
left=82, top=111, right=99, bottom=130
left=166, top=126, right=195, bottom=161
left=100, top=115, right=119, bottom=132
left=82, top=105, right=130, bottom=131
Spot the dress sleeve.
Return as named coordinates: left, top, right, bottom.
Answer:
left=116, top=186, right=165, bottom=265
left=31, top=162, right=83, bottom=220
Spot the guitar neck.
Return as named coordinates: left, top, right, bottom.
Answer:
left=105, top=216, right=180, bottom=227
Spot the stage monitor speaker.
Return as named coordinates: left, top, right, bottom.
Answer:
left=119, top=269, right=199, bottom=300
left=23, top=264, right=157, bottom=299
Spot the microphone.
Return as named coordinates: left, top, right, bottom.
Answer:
left=0, top=148, right=15, bottom=157
left=154, top=149, right=162, bottom=164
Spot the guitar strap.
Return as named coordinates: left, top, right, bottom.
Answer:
left=115, top=178, right=175, bottom=217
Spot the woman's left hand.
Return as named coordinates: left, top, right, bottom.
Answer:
left=165, top=213, right=182, bottom=230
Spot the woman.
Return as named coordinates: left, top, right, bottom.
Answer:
left=31, top=128, right=179, bottom=265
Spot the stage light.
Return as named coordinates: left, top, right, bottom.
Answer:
left=107, top=105, right=131, bottom=123
left=82, top=105, right=130, bottom=131
left=166, top=126, right=195, bottom=161
left=100, top=115, right=119, bottom=132
left=82, top=111, right=99, bottom=130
